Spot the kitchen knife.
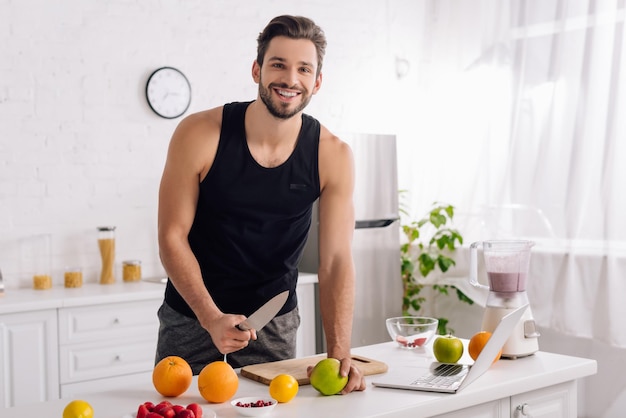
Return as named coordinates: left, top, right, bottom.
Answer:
left=236, top=290, right=289, bottom=331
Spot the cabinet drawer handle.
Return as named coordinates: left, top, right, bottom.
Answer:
left=113, top=318, right=120, bottom=324
left=516, top=403, right=530, bottom=416
left=115, top=354, right=122, bottom=361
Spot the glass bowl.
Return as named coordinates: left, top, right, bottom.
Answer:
left=386, top=316, right=439, bottom=349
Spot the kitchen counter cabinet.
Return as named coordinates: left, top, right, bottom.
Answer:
left=0, top=282, right=164, bottom=407
left=510, top=380, right=575, bottom=417
left=0, top=308, right=59, bottom=408
left=2, top=341, right=596, bottom=418
left=58, top=298, right=162, bottom=398
left=432, top=380, right=574, bottom=417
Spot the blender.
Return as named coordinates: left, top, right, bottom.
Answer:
left=469, top=240, right=540, bottom=358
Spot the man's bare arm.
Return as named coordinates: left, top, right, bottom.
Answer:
left=157, top=110, right=253, bottom=353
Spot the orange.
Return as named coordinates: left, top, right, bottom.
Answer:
left=198, top=360, right=239, bottom=403
left=468, top=331, right=502, bottom=363
left=269, top=374, right=299, bottom=403
left=152, top=355, right=193, bottom=397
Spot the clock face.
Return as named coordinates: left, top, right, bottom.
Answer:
left=146, top=67, right=191, bottom=119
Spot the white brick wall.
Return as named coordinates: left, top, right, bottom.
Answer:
left=0, top=0, right=423, bottom=289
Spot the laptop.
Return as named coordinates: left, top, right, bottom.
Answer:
left=372, top=304, right=528, bottom=394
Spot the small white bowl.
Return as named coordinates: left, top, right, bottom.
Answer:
left=231, top=397, right=277, bottom=416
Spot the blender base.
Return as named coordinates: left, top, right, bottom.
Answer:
left=501, top=352, right=536, bottom=360
left=482, top=305, right=539, bottom=359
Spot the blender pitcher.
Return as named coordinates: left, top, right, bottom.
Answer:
left=469, top=240, right=540, bottom=358
left=470, top=240, right=534, bottom=300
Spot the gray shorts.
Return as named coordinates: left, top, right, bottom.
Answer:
left=155, top=301, right=300, bottom=374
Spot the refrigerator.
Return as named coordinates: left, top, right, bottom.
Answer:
left=299, top=133, right=402, bottom=351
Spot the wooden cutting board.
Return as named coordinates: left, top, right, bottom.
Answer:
left=240, top=355, right=388, bottom=385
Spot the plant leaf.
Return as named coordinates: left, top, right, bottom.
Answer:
left=418, top=253, right=435, bottom=277
left=399, top=199, right=474, bottom=337
left=437, top=256, right=455, bottom=272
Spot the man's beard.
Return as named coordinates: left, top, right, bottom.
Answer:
left=258, top=81, right=312, bottom=120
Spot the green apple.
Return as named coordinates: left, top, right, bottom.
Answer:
left=310, top=358, right=348, bottom=396
left=433, top=335, right=464, bottom=363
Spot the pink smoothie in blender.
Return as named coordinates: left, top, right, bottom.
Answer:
left=476, top=240, right=532, bottom=295
left=487, top=272, right=527, bottom=293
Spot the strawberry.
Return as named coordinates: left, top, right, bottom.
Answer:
left=176, top=410, right=195, bottom=418
left=413, top=337, right=427, bottom=347
left=158, top=406, right=176, bottom=418
left=186, top=403, right=203, bottom=418
left=155, top=400, right=173, bottom=409
left=137, top=404, right=150, bottom=418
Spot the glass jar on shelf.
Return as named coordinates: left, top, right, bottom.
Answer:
left=29, top=233, right=52, bottom=290
left=98, top=226, right=116, bottom=284
left=64, top=267, right=83, bottom=288
left=122, top=260, right=142, bottom=282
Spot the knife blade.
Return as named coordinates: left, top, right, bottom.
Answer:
left=236, top=290, right=289, bottom=331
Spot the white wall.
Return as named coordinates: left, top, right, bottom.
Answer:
left=0, top=0, right=424, bottom=288
left=1, top=2, right=622, bottom=416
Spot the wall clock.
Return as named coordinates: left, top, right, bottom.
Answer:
left=145, top=67, right=191, bottom=119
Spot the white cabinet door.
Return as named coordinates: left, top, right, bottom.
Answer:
left=511, top=381, right=576, bottom=418
left=0, top=309, right=59, bottom=407
left=434, top=399, right=510, bottom=418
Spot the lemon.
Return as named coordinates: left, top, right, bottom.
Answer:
left=63, top=399, right=94, bottom=418
left=269, top=373, right=299, bottom=403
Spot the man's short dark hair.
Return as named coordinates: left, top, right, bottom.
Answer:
left=257, top=15, right=327, bottom=76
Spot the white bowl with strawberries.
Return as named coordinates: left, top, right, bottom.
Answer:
left=230, top=397, right=277, bottom=416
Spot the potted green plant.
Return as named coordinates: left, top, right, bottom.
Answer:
left=400, top=198, right=473, bottom=335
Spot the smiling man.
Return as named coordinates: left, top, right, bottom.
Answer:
left=156, top=15, right=365, bottom=394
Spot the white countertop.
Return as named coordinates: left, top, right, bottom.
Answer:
left=3, top=341, right=596, bottom=418
left=296, top=272, right=318, bottom=285
left=0, top=281, right=166, bottom=314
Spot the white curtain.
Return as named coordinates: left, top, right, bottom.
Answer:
left=397, top=0, right=626, bottom=347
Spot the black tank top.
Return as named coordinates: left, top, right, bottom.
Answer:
left=164, top=101, right=321, bottom=318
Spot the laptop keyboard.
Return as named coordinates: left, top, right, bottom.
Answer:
left=410, top=364, right=467, bottom=389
